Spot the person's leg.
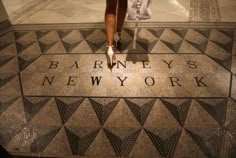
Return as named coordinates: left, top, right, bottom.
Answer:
left=116, top=0, right=127, bottom=38
left=105, top=0, right=118, bottom=46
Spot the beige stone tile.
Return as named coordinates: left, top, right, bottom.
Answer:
left=21, top=54, right=230, bottom=97
left=2, top=0, right=34, bottom=15
left=21, top=10, right=78, bottom=24
left=218, top=0, right=236, bottom=22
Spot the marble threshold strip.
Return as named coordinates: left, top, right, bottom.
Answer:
left=7, top=22, right=236, bottom=32
left=9, top=0, right=56, bottom=24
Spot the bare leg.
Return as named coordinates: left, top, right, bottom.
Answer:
left=105, top=0, right=118, bottom=46
left=116, top=0, right=127, bottom=38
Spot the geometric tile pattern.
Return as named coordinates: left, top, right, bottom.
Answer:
left=1, top=28, right=235, bottom=71
left=0, top=97, right=236, bottom=157
left=0, top=27, right=236, bottom=157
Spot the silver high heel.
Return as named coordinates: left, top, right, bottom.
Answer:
left=106, top=45, right=116, bottom=67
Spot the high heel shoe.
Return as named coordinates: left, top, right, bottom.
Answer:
left=106, top=45, right=116, bottom=67
left=114, top=32, right=121, bottom=51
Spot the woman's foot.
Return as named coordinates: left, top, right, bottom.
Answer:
left=106, top=45, right=116, bottom=67
left=114, top=32, right=122, bottom=51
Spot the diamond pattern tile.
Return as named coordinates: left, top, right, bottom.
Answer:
left=0, top=26, right=236, bottom=158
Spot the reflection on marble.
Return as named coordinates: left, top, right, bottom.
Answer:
left=2, top=0, right=236, bottom=23
left=3, top=0, right=190, bottom=23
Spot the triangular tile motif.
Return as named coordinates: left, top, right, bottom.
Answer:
left=207, top=55, right=232, bottom=71
left=86, top=129, right=116, bottom=157
left=225, top=99, right=236, bottom=130
left=79, top=29, right=94, bottom=39
left=171, top=29, right=188, bottom=39
left=37, top=31, right=60, bottom=43
left=0, top=57, right=18, bottom=77
left=61, top=41, right=81, bottom=53
left=36, top=31, right=51, bottom=40
left=30, top=125, right=61, bottom=153
left=57, top=30, right=73, bottom=40
left=211, top=40, right=233, bottom=54
left=0, top=42, right=14, bottom=52
left=124, top=41, right=149, bottom=54
left=59, top=30, right=84, bottom=43
left=65, top=99, right=100, bottom=128
left=5, top=126, right=36, bottom=152
left=86, top=40, right=106, bottom=53
left=144, top=128, right=182, bottom=158
left=29, top=98, right=62, bottom=126
left=184, top=100, right=220, bottom=128
left=0, top=74, right=16, bottom=88
left=0, top=96, right=19, bottom=115
left=14, top=32, right=29, bottom=41
left=104, top=128, right=141, bottom=157
left=210, top=29, right=233, bottom=44
left=219, top=29, right=234, bottom=39
left=16, top=41, right=36, bottom=54
left=144, top=99, right=181, bottom=128
left=148, top=28, right=165, bottom=39
left=104, top=99, right=141, bottom=128
left=151, top=40, right=175, bottom=53
left=0, top=75, right=21, bottom=97
left=38, top=41, right=58, bottom=53
left=186, top=40, right=208, bottom=53
left=60, top=30, right=85, bottom=53
left=37, top=31, right=66, bottom=54
left=206, top=41, right=231, bottom=60
left=0, top=42, right=17, bottom=57
left=39, top=41, right=66, bottom=54
left=0, top=97, right=26, bottom=124
left=197, top=99, right=228, bottom=126
left=185, top=128, right=223, bottom=158
left=69, top=40, right=93, bottom=54
left=17, top=42, right=41, bottom=71
left=161, top=40, right=183, bottom=53
left=178, top=40, right=203, bottom=54
left=195, top=29, right=211, bottom=39
left=220, top=130, right=236, bottom=158
left=174, top=129, right=207, bottom=158
left=65, top=126, right=100, bottom=155
left=42, top=127, right=72, bottom=156
left=15, top=31, right=37, bottom=44
left=138, top=28, right=158, bottom=43
left=0, top=57, right=19, bottom=76
left=18, top=56, right=35, bottom=71
left=124, top=98, right=155, bottom=126
left=55, top=97, right=84, bottom=124
left=89, top=98, right=119, bottom=125
left=0, top=56, right=15, bottom=68
left=159, top=29, right=184, bottom=53
left=23, top=97, right=51, bottom=122
left=84, top=29, right=107, bottom=53
left=0, top=32, right=15, bottom=43
left=161, top=99, right=191, bottom=126
left=130, top=129, right=161, bottom=157
left=0, top=124, right=24, bottom=147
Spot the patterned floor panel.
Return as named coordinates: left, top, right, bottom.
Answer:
left=0, top=25, right=236, bottom=157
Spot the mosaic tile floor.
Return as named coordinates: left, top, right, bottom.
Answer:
left=0, top=23, right=236, bottom=157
